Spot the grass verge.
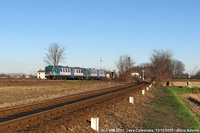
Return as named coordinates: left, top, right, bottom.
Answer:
left=173, top=87, right=200, bottom=94
left=142, top=87, right=200, bottom=130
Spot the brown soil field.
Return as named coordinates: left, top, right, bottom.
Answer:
left=189, top=94, right=200, bottom=103
left=172, top=79, right=200, bottom=82
left=0, top=79, right=126, bottom=109
left=170, top=81, right=200, bottom=87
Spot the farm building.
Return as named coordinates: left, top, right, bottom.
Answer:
left=37, top=69, right=46, bottom=79
left=131, top=72, right=139, bottom=77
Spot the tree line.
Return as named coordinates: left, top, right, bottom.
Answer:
left=115, top=49, right=186, bottom=82
left=43, top=43, right=197, bottom=82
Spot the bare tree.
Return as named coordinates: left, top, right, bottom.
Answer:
left=171, top=60, right=185, bottom=77
left=150, top=49, right=173, bottom=81
left=192, top=70, right=200, bottom=79
left=44, top=43, right=65, bottom=66
left=116, top=55, right=135, bottom=81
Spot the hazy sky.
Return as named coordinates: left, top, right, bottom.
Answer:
left=0, top=0, right=200, bottom=75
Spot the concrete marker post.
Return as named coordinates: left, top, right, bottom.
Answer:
left=91, top=117, right=99, bottom=131
left=142, top=90, right=145, bottom=95
left=129, top=97, right=134, bottom=104
left=149, top=84, right=152, bottom=88
left=146, top=87, right=149, bottom=91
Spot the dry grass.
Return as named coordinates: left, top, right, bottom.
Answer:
left=189, top=94, right=200, bottom=103
left=173, top=81, right=200, bottom=87
left=173, top=82, right=188, bottom=87
left=0, top=79, right=125, bottom=109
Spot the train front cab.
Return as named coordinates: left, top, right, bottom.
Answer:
left=45, top=66, right=56, bottom=79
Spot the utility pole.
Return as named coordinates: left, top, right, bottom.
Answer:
left=142, top=69, right=144, bottom=81
left=100, top=57, right=102, bottom=69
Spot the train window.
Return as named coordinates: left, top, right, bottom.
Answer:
left=66, top=69, right=67, bottom=72
left=60, top=69, right=62, bottom=72
left=81, top=70, right=83, bottom=73
left=74, top=69, right=76, bottom=73
left=63, top=69, right=65, bottom=72
left=76, top=70, right=79, bottom=73
left=69, top=69, right=71, bottom=72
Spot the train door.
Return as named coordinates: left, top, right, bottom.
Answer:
left=82, top=69, right=88, bottom=77
left=58, top=67, right=61, bottom=75
left=97, top=70, right=100, bottom=79
left=71, top=68, right=74, bottom=78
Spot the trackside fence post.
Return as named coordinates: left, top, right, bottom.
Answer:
left=129, top=97, right=134, bottom=104
left=91, top=117, right=99, bottom=131
left=142, top=90, right=145, bottom=95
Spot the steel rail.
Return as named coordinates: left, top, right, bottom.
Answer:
left=0, top=82, right=146, bottom=132
left=0, top=82, right=140, bottom=121
left=184, top=98, right=200, bottom=116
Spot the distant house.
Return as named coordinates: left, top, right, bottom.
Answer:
left=37, top=69, right=46, bottom=79
left=25, top=75, right=30, bottom=79
left=131, top=72, right=139, bottom=77
left=106, top=73, right=110, bottom=78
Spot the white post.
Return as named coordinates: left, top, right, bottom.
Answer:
left=146, top=87, right=149, bottom=91
left=91, top=117, right=99, bottom=131
left=187, top=82, right=192, bottom=88
left=149, top=84, right=152, bottom=88
left=129, top=97, right=134, bottom=104
left=142, top=70, right=144, bottom=81
left=142, top=90, right=145, bottom=95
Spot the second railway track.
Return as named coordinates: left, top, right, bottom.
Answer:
left=184, top=97, right=200, bottom=117
left=0, top=81, right=148, bottom=132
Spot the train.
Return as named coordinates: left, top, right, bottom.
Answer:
left=45, top=65, right=106, bottom=80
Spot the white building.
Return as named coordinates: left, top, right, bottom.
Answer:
left=131, top=72, right=139, bottom=77
left=25, top=75, right=30, bottom=79
left=37, top=69, right=46, bottom=79
left=106, top=73, right=110, bottom=78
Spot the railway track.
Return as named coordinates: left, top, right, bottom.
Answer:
left=184, top=97, right=200, bottom=117
left=0, top=81, right=147, bottom=132
left=0, top=82, right=138, bottom=121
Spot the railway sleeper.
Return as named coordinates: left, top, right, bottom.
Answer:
left=0, top=82, right=145, bottom=132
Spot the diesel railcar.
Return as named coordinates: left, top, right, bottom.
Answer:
left=45, top=65, right=106, bottom=80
